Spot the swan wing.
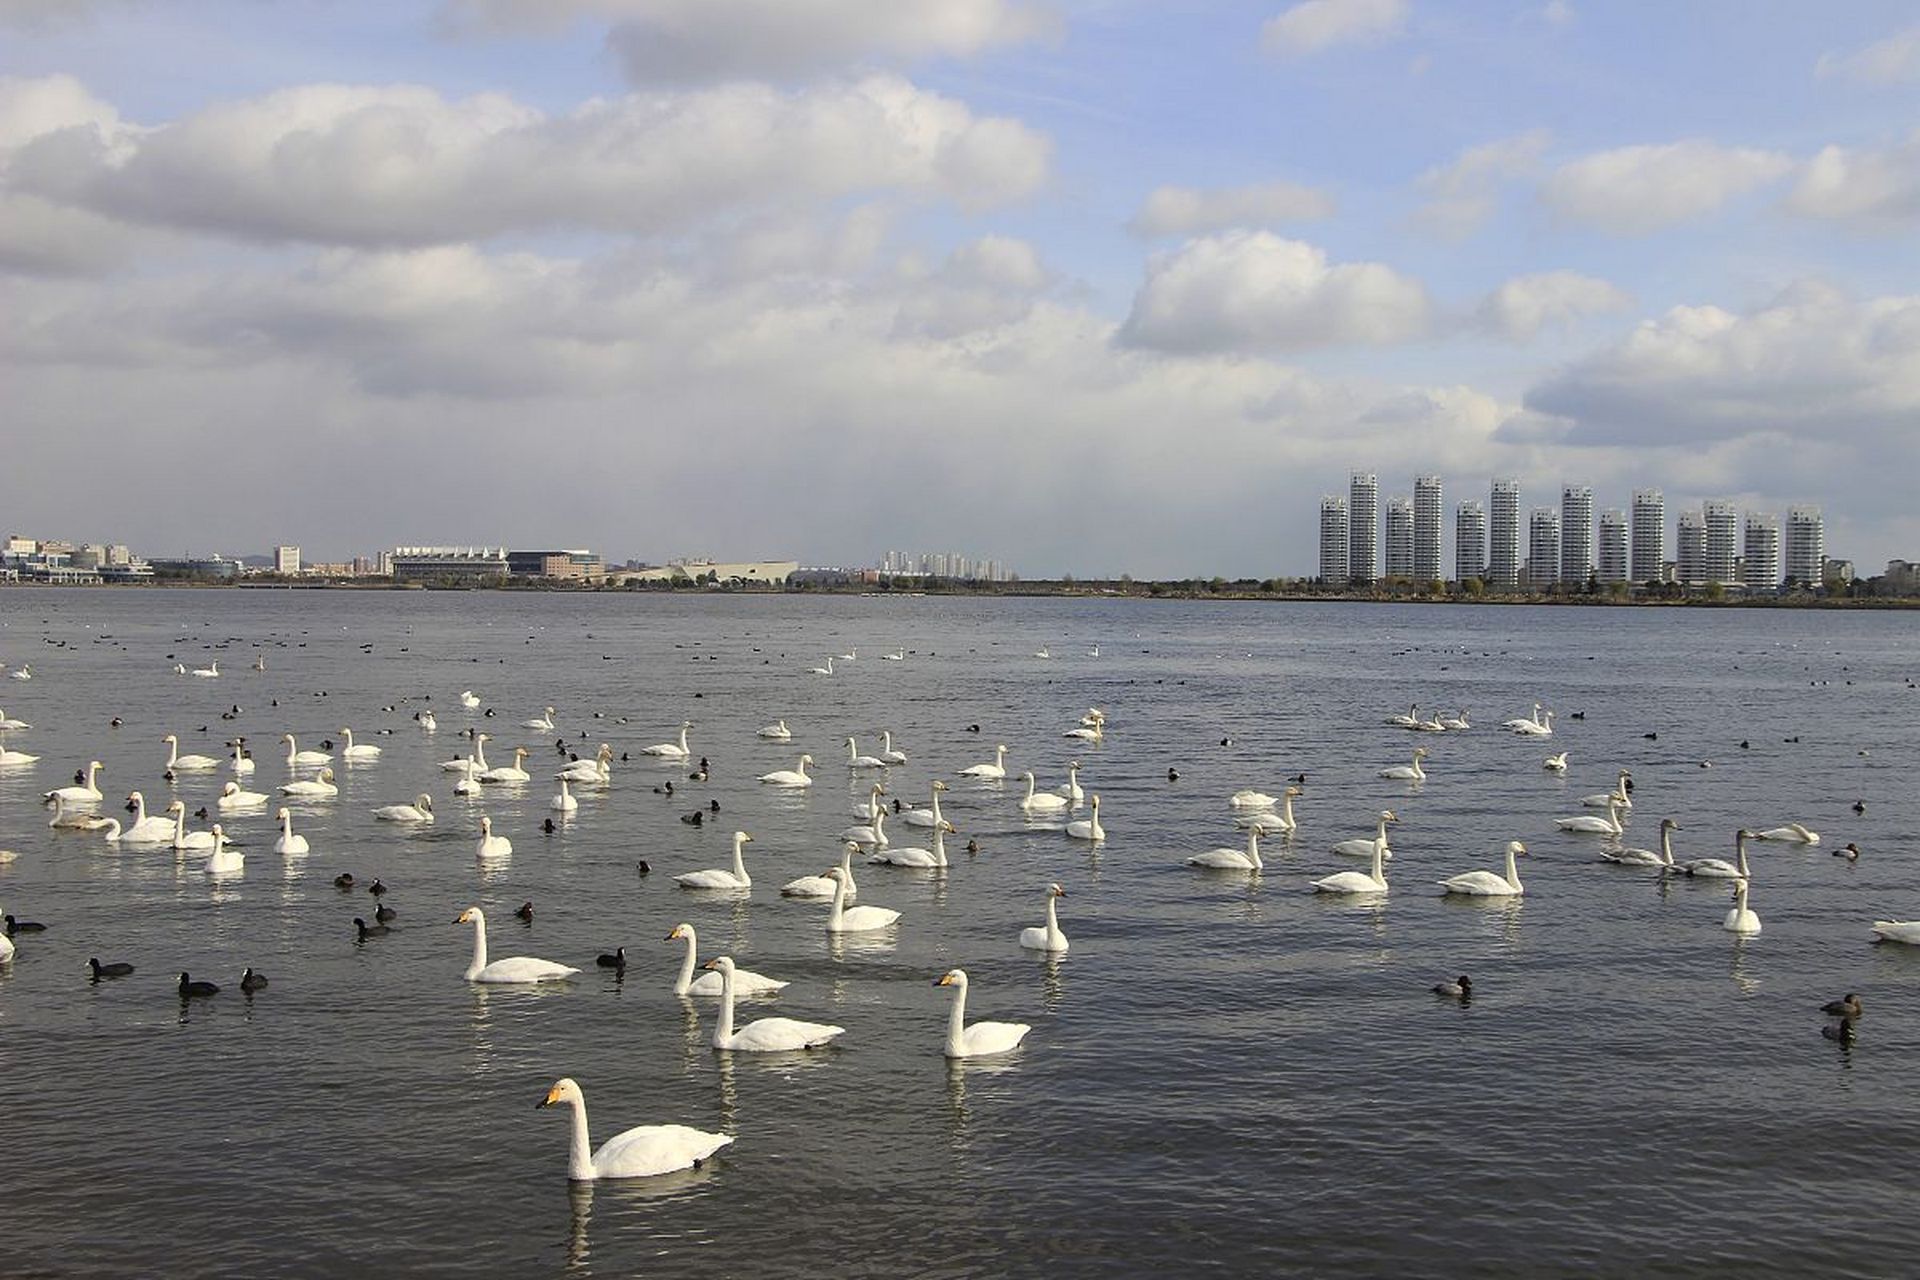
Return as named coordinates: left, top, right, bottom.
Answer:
left=1439, top=871, right=1513, bottom=895
left=1187, top=850, right=1253, bottom=869
left=593, top=1126, right=734, bottom=1179
left=474, top=957, right=580, bottom=983
left=728, top=1016, right=844, bottom=1051
left=674, top=870, right=746, bottom=889
left=956, top=1021, right=1032, bottom=1057
left=1312, top=872, right=1384, bottom=893
left=834, top=906, right=901, bottom=931
left=1871, top=921, right=1920, bottom=944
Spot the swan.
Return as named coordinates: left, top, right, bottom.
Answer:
left=0, top=735, right=38, bottom=765
left=703, top=956, right=843, bottom=1051
left=1754, top=822, right=1820, bottom=845
left=120, top=792, right=182, bottom=843
left=903, top=780, right=955, bottom=828
left=851, top=783, right=890, bottom=820
left=162, top=734, right=221, bottom=771
left=454, top=906, right=579, bottom=983
left=1513, top=710, right=1556, bottom=737
left=758, top=754, right=814, bottom=787
left=168, top=802, right=221, bottom=851
left=1603, top=818, right=1678, bottom=867
left=1228, top=785, right=1283, bottom=809
left=641, top=721, right=692, bottom=759
left=1188, top=828, right=1262, bottom=871
left=1065, top=795, right=1105, bottom=842
left=1033, top=647, right=1051, bottom=659
left=455, top=756, right=485, bottom=795
left=481, top=747, right=532, bottom=783
left=373, top=794, right=435, bottom=822
left=1055, top=762, right=1085, bottom=803
left=1679, top=829, right=1753, bottom=879
left=417, top=710, right=437, bottom=732
left=339, top=727, right=381, bottom=760
left=1379, top=747, right=1430, bottom=781
left=1019, top=772, right=1070, bottom=814
left=1871, top=921, right=1920, bottom=945
left=459, top=690, right=481, bottom=708
left=1502, top=703, right=1546, bottom=732
left=959, top=744, right=1009, bottom=779
left=441, top=733, right=490, bottom=772
left=935, top=969, right=1031, bottom=1058
left=228, top=742, right=255, bottom=775
left=1388, top=704, right=1421, bottom=728
left=550, top=778, right=577, bottom=813
left=823, top=866, right=898, bottom=933
left=1063, top=713, right=1104, bottom=742
left=191, top=660, right=218, bottom=678
left=845, top=737, right=887, bottom=770
left=283, top=734, right=332, bottom=767
left=93, top=818, right=126, bottom=841
left=8, top=664, right=30, bottom=680
left=1440, top=710, right=1471, bottom=730
left=840, top=807, right=889, bottom=850
left=1332, top=810, right=1396, bottom=860
left=1580, top=770, right=1633, bottom=810
left=538, top=1077, right=733, bottom=1181
left=1312, top=831, right=1390, bottom=895
left=1543, top=752, right=1569, bottom=772
left=757, top=719, right=792, bottom=740
left=1438, top=841, right=1527, bottom=896
left=203, top=829, right=242, bottom=875
left=556, top=745, right=612, bottom=784
left=0, top=708, right=32, bottom=730
left=524, top=706, right=557, bottom=731
left=1018, top=883, right=1069, bottom=952
left=1556, top=796, right=1624, bottom=835
left=0, top=928, right=11, bottom=963
left=48, top=795, right=113, bottom=829
left=837, top=648, right=857, bottom=662
left=1235, top=787, right=1302, bottom=834
left=674, top=830, right=753, bottom=890
left=666, top=923, right=787, bottom=996
left=808, top=657, right=834, bottom=676
left=881, top=649, right=905, bottom=660
left=870, top=823, right=949, bottom=868
left=279, top=768, right=338, bottom=798
left=475, top=815, right=513, bottom=859
left=1723, top=879, right=1762, bottom=935
left=43, top=760, right=103, bottom=806
left=783, top=842, right=859, bottom=900
left=879, top=731, right=909, bottom=765
left=273, top=807, right=309, bottom=855
left=1078, top=708, right=1105, bottom=728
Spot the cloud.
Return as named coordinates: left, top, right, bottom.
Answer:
left=1785, top=131, right=1920, bottom=226
left=3, top=75, right=1049, bottom=250
left=1476, top=270, right=1630, bottom=341
left=893, top=234, right=1053, bottom=338
left=1129, top=180, right=1335, bottom=236
left=1412, top=128, right=1549, bottom=238
left=1541, top=140, right=1792, bottom=234
left=1815, top=24, right=1920, bottom=85
left=1117, top=231, right=1431, bottom=353
left=1261, top=0, right=1407, bottom=57
left=1539, top=1, right=1574, bottom=25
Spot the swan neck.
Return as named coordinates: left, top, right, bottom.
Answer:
left=674, top=932, right=696, bottom=995
left=713, top=966, right=735, bottom=1047
left=946, top=981, right=968, bottom=1056
left=1045, top=894, right=1061, bottom=944
left=466, top=913, right=487, bottom=979
left=1370, top=837, right=1387, bottom=885
left=1280, top=794, right=1295, bottom=828
left=730, top=835, right=749, bottom=885
left=567, top=1094, right=595, bottom=1180
left=1505, top=846, right=1521, bottom=890
left=932, top=827, right=946, bottom=867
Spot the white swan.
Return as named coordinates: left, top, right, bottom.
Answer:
left=851, top=783, right=889, bottom=820
left=1019, top=772, right=1070, bottom=814
left=903, top=780, right=954, bottom=828
left=935, top=969, right=1031, bottom=1058
left=273, top=807, right=309, bottom=855
left=1439, top=841, right=1527, bottom=896
left=279, top=768, right=338, bottom=798
left=1580, top=770, right=1633, bottom=810
left=757, top=719, right=793, bottom=740
left=459, top=690, right=481, bottom=708
left=881, top=648, right=905, bottom=661
left=666, top=923, right=787, bottom=996
left=161, top=734, right=220, bottom=771
left=190, top=659, right=219, bottom=678
left=95, top=818, right=126, bottom=842
left=120, top=792, right=181, bottom=843
left=1543, top=752, right=1568, bottom=772
left=0, top=926, right=11, bottom=963
left=1055, top=762, right=1085, bottom=804
left=1440, top=710, right=1471, bottom=730
left=1312, top=832, right=1390, bottom=895
left=417, top=710, right=437, bottom=732
left=550, top=778, right=578, bottom=813
left=524, top=706, right=557, bottom=732
left=808, top=657, right=835, bottom=676
left=442, top=733, right=490, bottom=772
left=1379, top=747, right=1430, bottom=781
left=641, top=721, right=692, bottom=759
left=0, top=734, right=38, bottom=765
left=1033, top=647, right=1051, bottom=659
left=1753, top=821, right=1820, bottom=845
left=1513, top=710, right=1556, bottom=737
left=1332, top=810, right=1397, bottom=860
left=1604, top=818, right=1678, bottom=867
left=168, top=802, right=220, bottom=851
left=1871, top=921, right=1920, bottom=945
left=703, top=956, right=843, bottom=1051
left=838, top=648, right=857, bottom=662
left=1679, top=829, right=1752, bottom=879
left=203, top=829, right=242, bottom=875
left=475, top=815, right=513, bottom=858
left=870, top=823, right=948, bottom=868
left=1724, top=879, right=1762, bottom=935
left=556, top=745, right=612, bottom=784
left=228, top=742, right=255, bottom=775
left=1065, top=794, right=1105, bottom=842
left=455, top=756, right=485, bottom=796
left=879, top=731, right=909, bottom=765
left=373, top=794, right=435, bottom=822
left=840, top=807, right=889, bottom=849
left=43, top=760, right=103, bottom=806
left=823, top=866, right=899, bottom=933
left=674, top=830, right=753, bottom=890
left=1556, top=796, right=1624, bottom=836
left=1228, top=784, right=1282, bottom=809
left=783, top=842, right=859, bottom=900
left=340, top=727, right=381, bottom=760
left=481, top=747, right=532, bottom=783
left=1502, top=703, right=1546, bottom=732
left=758, top=753, right=813, bottom=787
left=0, top=708, right=32, bottom=730
left=1063, top=711, right=1104, bottom=742
left=1235, top=787, right=1302, bottom=834
left=1188, top=829, right=1262, bottom=871
left=539, top=1077, right=733, bottom=1181
left=7, top=663, right=30, bottom=680
left=48, top=795, right=112, bottom=829
left=959, top=744, right=1009, bottom=779
left=283, top=734, right=332, bottom=767
left=455, top=906, right=579, bottom=983
left=1388, top=704, right=1421, bottom=728
left=1018, top=883, right=1069, bottom=952
left=845, top=737, right=887, bottom=770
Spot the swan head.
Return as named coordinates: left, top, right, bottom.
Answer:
left=480, top=816, right=493, bottom=833
left=540, top=1078, right=583, bottom=1110
left=222, top=782, right=238, bottom=796
left=798, top=754, right=814, bottom=766
left=824, top=866, right=848, bottom=883
left=701, top=954, right=736, bottom=973
left=416, top=794, right=433, bottom=811
left=318, top=768, right=335, bottom=782
left=1661, top=818, right=1679, bottom=830
left=1047, top=882, right=1066, bottom=898
left=733, top=830, right=753, bottom=846
left=163, top=733, right=178, bottom=745
left=1507, top=841, right=1528, bottom=856
left=514, top=748, right=529, bottom=761
left=933, top=781, right=948, bottom=792
left=1089, top=794, right=1100, bottom=810
left=1413, top=747, right=1429, bottom=758
left=843, top=841, right=861, bottom=856
left=277, top=806, right=291, bottom=821
left=455, top=906, right=485, bottom=925
left=935, top=968, right=969, bottom=988
left=477, top=732, right=490, bottom=742
left=1285, top=786, right=1303, bottom=798
left=167, top=800, right=185, bottom=814
left=1380, top=810, right=1398, bottom=823
left=666, top=923, right=693, bottom=941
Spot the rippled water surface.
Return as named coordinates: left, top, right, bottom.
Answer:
left=2, top=589, right=1917, bottom=1278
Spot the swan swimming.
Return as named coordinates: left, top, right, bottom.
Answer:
left=455, top=906, right=579, bottom=983
left=641, top=721, right=692, bottom=760
left=1312, top=832, right=1390, bottom=895
left=903, top=780, right=954, bottom=828
left=1020, top=772, right=1070, bottom=814
left=475, top=815, right=513, bottom=859
left=879, top=731, right=909, bottom=765
left=1753, top=821, right=1820, bottom=845
left=1188, top=829, right=1262, bottom=872
left=1723, top=879, right=1762, bottom=935
left=1512, top=710, right=1556, bottom=738
left=279, top=768, right=338, bottom=798
left=47, top=795, right=112, bottom=829
left=1235, top=787, right=1302, bottom=834
left=1063, top=710, right=1104, bottom=742
left=228, top=742, right=255, bottom=775
left=666, top=923, right=786, bottom=996
left=161, top=734, right=220, bottom=771
left=1870, top=921, right=1920, bottom=945
left=959, top=744, right=1009, bottom=779
left=704, top=956, right=844, bottom=1051
left=524, top=706, right=557, bottom=732
left=1556, top=796, right=1624, bottom=836
left=1379, top=747, right=1430, bottom=781
left=167, top=802, right=221, bottom=851
left=120, top=792, right=181, bottom=843
left=757, top=719, right=793, bottom=741
left=43, top=760, right=104, bottom=806
left=935, top=969, right=1032, bottom=1058
left=556, top=745, right=612, bottom=784
left=1603, top=818, right=1678, bottom=868
left=758, top=754, right=814, bottom=787
left=1438, top=841, right=1527, bottom=896
left=442, top=733, right=490, bottom=773
left=538, top=1077, right=733, bottom=1181
left=273, top=807, right=309, bottom=855
left=0, top=734, right=39, bottom=765
left=459, top=690, right=481, bottom=708
left=373, top=794, right=435, bottom=822
left=823, top=866, right=898, bottom=933
left=480, top=747, right=532, bottom=783
left=1332, top=810, right=1397, bottom=860
left=550, top=778, right=578, bottom=813
left=1055, top=762, right=1085, bottom=804
left=808, top=657, right=835, bottom=676
left=1502, top=703, right=1546, bottom=732
left=283, top=734, right=331, bottom=767
left=1579, top=770, right=1632, bottom=810
left=1065, top=794, right=1105, bottom=841
left=1018, top=883, right=1069, bottom=952
left=869, top=823, right=948, bottom=868
left=674, top=830, right=753, bottom=890
left=339, top=727, right=381, bottom=760
left=1543, top=752, right=1568, bottom=772
left=782, top=842, right=859, bottom=900
left=851, top=782, right=889, bottom=820
left=1679, top=829, right=1752, bottom=879
left=203, top=828, right=242, bottom=875
left=844, top=737, right=887, bottom=770
left=840, top=807, right=889, bottom=849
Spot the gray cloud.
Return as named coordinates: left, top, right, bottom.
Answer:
left=1786, top=131, right=1920, bottom=226
left=1475, top=270, right=1630, bottom=341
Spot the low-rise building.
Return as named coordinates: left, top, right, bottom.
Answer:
left=612, top=559, right=797, bottom=586
left=389, top=546, right=510, bottom=583
left=507, top=549, right=605, bottom=581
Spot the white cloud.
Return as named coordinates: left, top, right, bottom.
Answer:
left=1261, top=0, right=1407, bottom=57
left=1413, top=128, right=1549, bottom=238
left=1815, top=24, right=1920, bottom=85
left=1539, top=1, right=1574, bottom=25
left=1129, top=180, right=1335, bottom=236
left=3, top=76, right=1049, bottom=250
left=1118, top=231, right=1430, bottom=353
left=1785, top=131, right=1920, bottom=225
left=1541, top=140, right=1792, bottom=234
left=1477, top=270, right=1630, bottom=341
left=893, top=235, right=1052, bottom=338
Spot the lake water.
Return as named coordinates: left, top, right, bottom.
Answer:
left=1, top=588, right=1916, bottom=1278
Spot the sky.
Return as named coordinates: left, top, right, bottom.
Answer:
left=2, top=0, right=1917, bottom=578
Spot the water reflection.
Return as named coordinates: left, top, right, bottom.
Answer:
left=1040, top=953, right=1067, bottom=1013
left=1728, top=937, right=1760, bottom=995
